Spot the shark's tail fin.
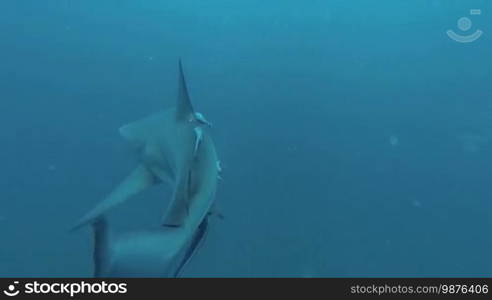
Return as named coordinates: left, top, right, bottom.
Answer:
left=92, top=216, right=111, bottom=278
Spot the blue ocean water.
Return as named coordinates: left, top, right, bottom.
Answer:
left=1, top=0, right=491, bottom=277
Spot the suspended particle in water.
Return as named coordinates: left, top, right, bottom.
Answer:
left=412, top=200, right=422, bottom=208
left=389, top=135, right=399, bottom=146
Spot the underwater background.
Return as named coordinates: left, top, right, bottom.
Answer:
left=1, top=0, right=491, bottom=277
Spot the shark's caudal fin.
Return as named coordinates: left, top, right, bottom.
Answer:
left=176, top=59, right=195, bottom=121
left=92, top=217, right=111, bottom=277
left=71, top=165, right=157, bottom=231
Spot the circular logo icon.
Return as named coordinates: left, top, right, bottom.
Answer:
left=3, top=282, right=20, bottom=297
left=457, top=17, right=472, bottom=31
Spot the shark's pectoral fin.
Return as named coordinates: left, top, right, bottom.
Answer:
left=71, top=164, right=158, bottom=230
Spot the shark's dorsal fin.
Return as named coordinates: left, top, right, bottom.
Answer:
left=176, top=59, right=195, bottom=121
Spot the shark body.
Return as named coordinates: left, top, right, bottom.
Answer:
left=74, top=60, right=219, bottom=277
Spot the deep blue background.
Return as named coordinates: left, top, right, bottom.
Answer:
left=0, top=0, right=491, bottom=277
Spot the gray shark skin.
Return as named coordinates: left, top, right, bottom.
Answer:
left=73, top=60, right=219, bottom=277
left=92, top=216, right=209, bottom=277
left=73, top=60, right=219, bottom=229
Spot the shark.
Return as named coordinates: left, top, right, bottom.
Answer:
left=73, top=60, right=220, bottom=277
